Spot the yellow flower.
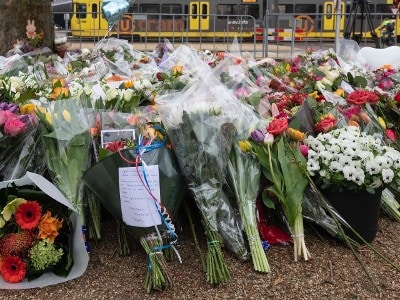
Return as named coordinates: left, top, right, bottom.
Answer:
left=239, top=140, right=252, bottom=153
left=124, top=80, right=134, bottom=88
left=333, top=88, right=345, bottom=97
left=20, top=103, right=36, bottom=114
left=172, top=65, right=183, bottom=76
left=378, top=117, right=386, bottom=129
left=45, top=112, right=52, bottom=125
left=308, top=91, right=318, bottom=98
left=286, top=128, right=305, bottom=141
left=62, top=110, right=71, bottom=123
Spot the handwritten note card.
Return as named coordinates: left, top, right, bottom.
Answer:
left=119, top=166, right=162, bottom=227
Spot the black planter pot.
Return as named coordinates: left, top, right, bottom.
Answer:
left=323, top=188, right=382, bottom=243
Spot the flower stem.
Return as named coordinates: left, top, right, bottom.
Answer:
left=205, top=230, right=230, bottom=284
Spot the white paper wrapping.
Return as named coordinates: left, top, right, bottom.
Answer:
left=0, top=172, right=89, bottom=289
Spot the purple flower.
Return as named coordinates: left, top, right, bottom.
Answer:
left=250, top=129, right=265, bottom=143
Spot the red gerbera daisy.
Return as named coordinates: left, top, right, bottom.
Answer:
left=14, top=201, right=42, bottom=230
left=0, top=256, right=27, bottom=283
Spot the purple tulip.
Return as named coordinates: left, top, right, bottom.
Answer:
left=250, top=129, right=265, bottom=143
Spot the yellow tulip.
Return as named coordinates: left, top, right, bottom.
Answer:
left=377, top=117, right=386, bottom=129
left=62, top=110, right=71, bottom=123
left=239, top=140, right=252, bottom=153
left=45, top=112, right=52, bottom=125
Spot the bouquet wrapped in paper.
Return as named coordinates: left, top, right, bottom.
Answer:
left=83, top=120, right=185, bottom=292
left=0, top=172, right=89, bottom=289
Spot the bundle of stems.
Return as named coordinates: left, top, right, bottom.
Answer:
left=140, top=234, right=173, bottom=293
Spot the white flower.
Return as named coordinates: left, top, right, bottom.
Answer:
left=382, top=168, right=394, bottom=183
left=105, top=88, right=119, bottom=101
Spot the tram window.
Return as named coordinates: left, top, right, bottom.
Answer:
left=376, top=4, right=391, bottom=13
left=216, top=4, right=238, bottom=19
left=279, top=4, right=293, bottom=14
left=239, top=4, right=259, bottom=19
left=92, top=4, right=97, bottom=19
left=141, top=4, right=160, bottom=19
left=326, top=4, right=332, bottom=19
left=191, top=3, right=198, bottom=19
left=128, top=4, right=138, bottom=14
left=295, top=4, right=316, bottom=14
left=161, top=4, right=182, bottom=18
left=76, top=4, right=87, bottom=19
left=201, top=4, right=208, bottom=19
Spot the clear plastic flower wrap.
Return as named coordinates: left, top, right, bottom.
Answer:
left=156, top=51, right=267, bottom=280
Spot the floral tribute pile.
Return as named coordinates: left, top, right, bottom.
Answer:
left=1, top=37, right=400, bottom=291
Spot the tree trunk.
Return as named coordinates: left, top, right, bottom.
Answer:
left=0, top=0, right=54, bottom=56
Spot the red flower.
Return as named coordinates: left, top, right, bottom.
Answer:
left=14, top=201, right=42, bottom=230
left=315, top=114, right=338, bottom=133
left=0, top=256, right=27, bottom=283
left=394, top=92, right=400, bottom=104
left=105, top=140, right=126, bottom=152
left=266, top=117, right=288, bottom=136
left=347, top=90, right=379, bottom=105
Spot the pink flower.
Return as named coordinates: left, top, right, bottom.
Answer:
left=0, top=110, right=17, bottom=126
left=299, top=144, right=309, bottom=158
left=235, top=86, right=249, bottom=98
left=386, top=129, right=396, bottom=142
left=4, top=118, right=26, bottom=136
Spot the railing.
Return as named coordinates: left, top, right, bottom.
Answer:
left=52, top=10, right=398, bottom=60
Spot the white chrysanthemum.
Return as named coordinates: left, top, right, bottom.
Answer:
left=382, top=168, right=394, bottom=183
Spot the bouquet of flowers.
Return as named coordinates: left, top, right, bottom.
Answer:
left=34, top=99, right=91, bottom=225
left=250, top=118, right=311, bottom=262
left=0, top=101, right=44, bottom=181
left=0, top=172, right=89, bottom=289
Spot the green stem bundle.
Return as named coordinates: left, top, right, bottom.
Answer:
left=205, top=230, right=230, bottom=284
left=140, top=235, right=173, bottom=293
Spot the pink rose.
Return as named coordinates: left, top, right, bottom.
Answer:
left=4, top=118, right=26, bottom=137
left=0, top=110, right=17, bottom=126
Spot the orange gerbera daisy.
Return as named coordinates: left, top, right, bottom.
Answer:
left=0, top=256, right=27, bottom=283
left=14, top=201, right=42, bottom=230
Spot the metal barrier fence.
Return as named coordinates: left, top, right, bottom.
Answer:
left=53, top=11, right=398, bottom=60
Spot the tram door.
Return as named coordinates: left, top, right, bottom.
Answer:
left=323, top=1, right=345, bottom=31
left=189, top=2, right=210, bottom=31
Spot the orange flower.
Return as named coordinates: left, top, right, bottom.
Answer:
left=0, top=256, right=26, bottom=283
left=14, top=201, right=42, bottom=230
left=49, top=87, right=69, bottom=100
left=286, top=128, right=305, bottom=141
left=37, top=211, right=63, bottom=243
left=348, top=120, right=360, bottom=127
